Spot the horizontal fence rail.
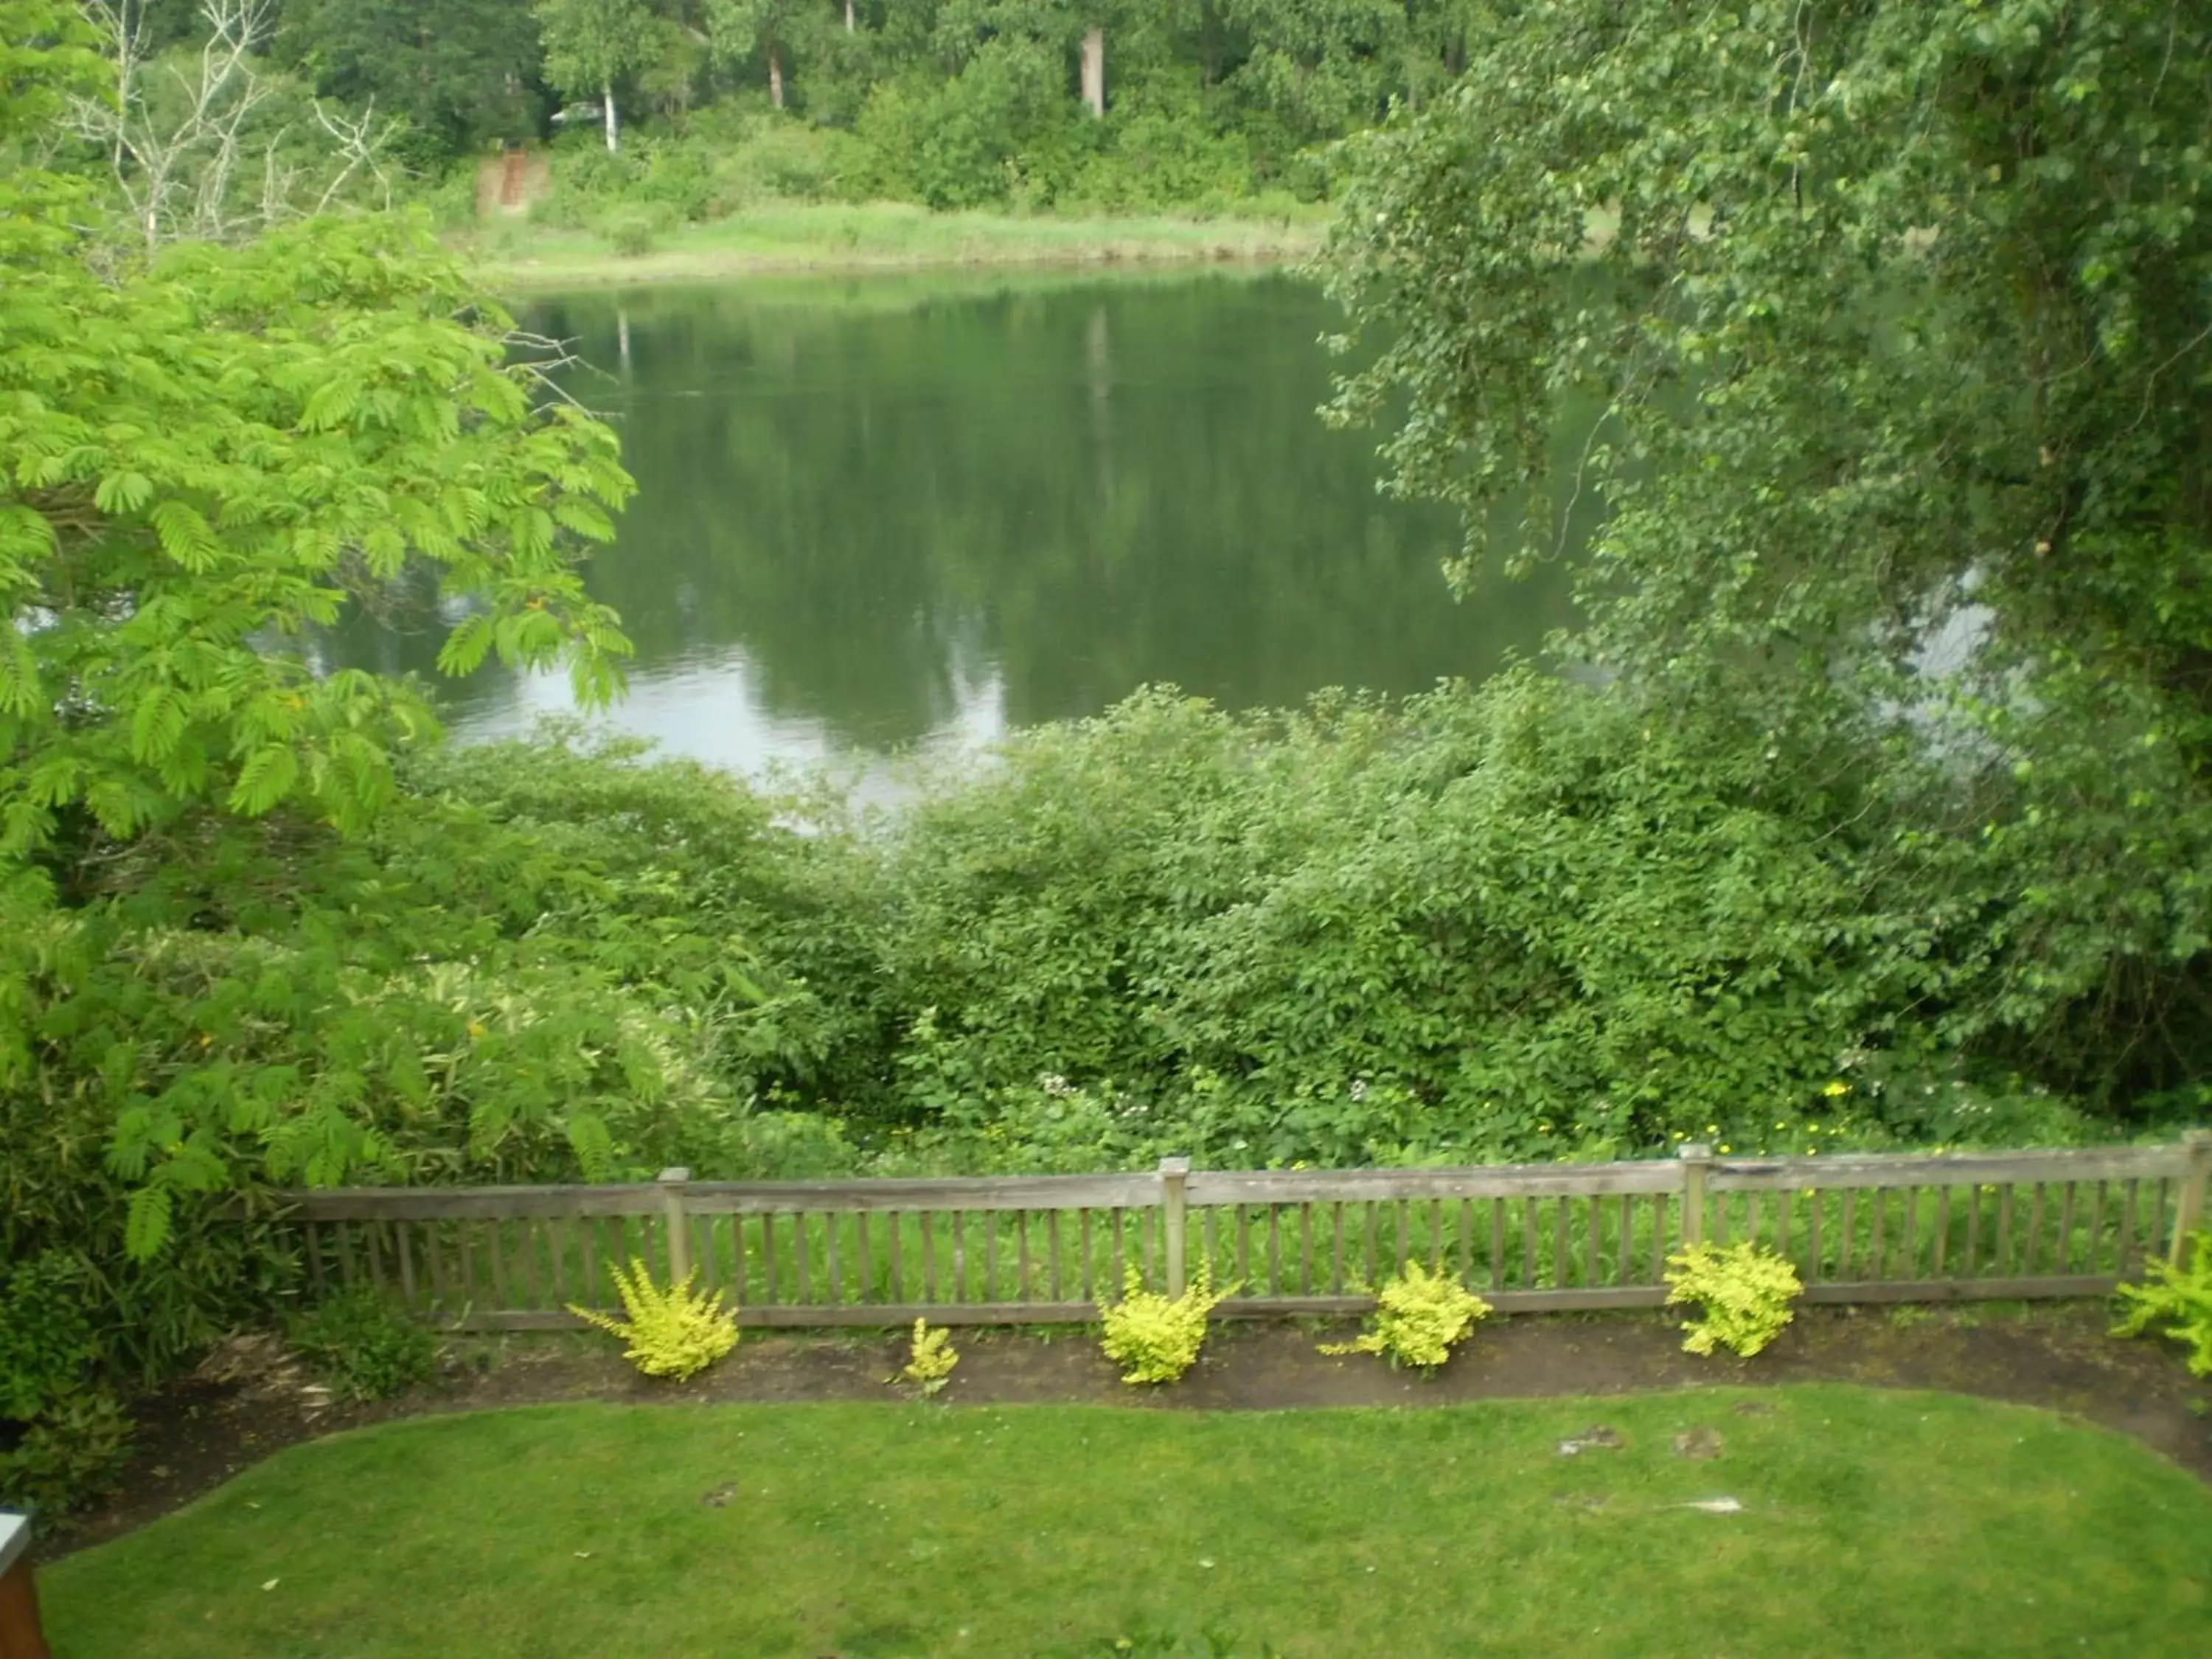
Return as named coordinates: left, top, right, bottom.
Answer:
left=276, top=1133, right=2212, bottom=1332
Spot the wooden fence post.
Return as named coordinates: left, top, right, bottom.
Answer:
left=1678, top=1144, right=1712, bottom=1250
left=1160, top=1156, right=1191, bottom=1298
left=658, top=1168, right=692, bottom=1283
left=2172, top=1131, right=2212, bottom=1267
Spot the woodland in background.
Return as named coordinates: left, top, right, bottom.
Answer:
left=6, top=0, right=2212, bottom=1514
left=63, top=0, right=1491, bottom=229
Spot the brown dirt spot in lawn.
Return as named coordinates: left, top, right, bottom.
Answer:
left=42, top=1301, right=2212, bottom=1561
left=1673, top=1426, right=1725, bottom=1460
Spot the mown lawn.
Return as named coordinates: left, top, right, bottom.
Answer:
left=41, top=1385, right=2212, bottom=1657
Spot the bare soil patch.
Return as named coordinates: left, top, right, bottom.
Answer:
left=45, top=1301, right=2212, bottom=1561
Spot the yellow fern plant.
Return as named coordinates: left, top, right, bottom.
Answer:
left=899, top=1318, right=960, bottom=1396
left=1099, top=1265, right=1234, bottom=1385
left=1320, top=1259, right=1492, bottom=1370
left=1664, top=1241, right=1803, bottom=1357
left=568, top=1257, right=737, bottom=1380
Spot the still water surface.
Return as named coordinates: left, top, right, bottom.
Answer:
left=337, top=268, right=1573, bottom=777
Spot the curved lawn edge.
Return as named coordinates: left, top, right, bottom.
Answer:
left=39, top=1385, right=2212, bottom=1659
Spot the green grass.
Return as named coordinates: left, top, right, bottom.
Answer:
left=41, top=1387, right=2212, bottom=1657
left=457, top=201, right=1331, bottom=291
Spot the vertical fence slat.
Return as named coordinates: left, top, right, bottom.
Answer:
left=456, top=1220, right=476, bottom=1306
left=1462, top=1198, right=1477, bottom=1285
left=1334, top=1202, right=1348, bottom=1295
left=1997, top=1186, right=2014, bottom=1276
left=1618, top=1194, right=1635, bottom=1287
left=2119, top=1178, right=2140, bottom=1274
left=1490, top=1199, right=1506, bottom=1293
left=1775, top=1189, right=1794, bottom=1277
left=423, top=1221, right=446, bottom=1309
left=485, top=1221, right=507, bottom=1311
left=2056, top=1183, right=2075, bottom=1276
left=1838, top=1189, right=1857, bottom=1279
left=1806, top=1189, right=1823, bottom=1284
left=522, top=1220, right=546, bottom=1311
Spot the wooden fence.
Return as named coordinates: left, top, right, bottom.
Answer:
left=279, top=1133, right=2212, bottom=1332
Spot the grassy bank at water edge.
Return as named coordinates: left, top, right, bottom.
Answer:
left=456, top=201, right=1331, bottom=290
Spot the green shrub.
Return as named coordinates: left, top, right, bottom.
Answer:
left=706, top=116, right=869, bottom=210
left=288, top=1286, right=439, bottom=1402
left=599, top=204, right=672, bottom=257
left=2112, top=1231, right=2212, bottom=1377
left=1664, top=1242, right=1804, bottom=1358
left=0, top=1253, right=133, bottom=1517
left=0, top=1391, right=133, bottom=1518
left=1320, top=1260, right=1492, bottom=1370
left=0, top=1252, right=98, bottom=1421
left=569, top=1259, right=737, bottom=1380
left=1099, top=1267, right=1231, bottom=1385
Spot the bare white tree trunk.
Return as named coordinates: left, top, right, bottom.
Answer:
left=1081, top=26, right=1105, bottom=118
left=66, top=0, right=390, bottom=254
left=602, top=77, right=620, bottom=153
left=768, top=45, right=785, bottom=110
left=844, top=0, right=855, bottom=32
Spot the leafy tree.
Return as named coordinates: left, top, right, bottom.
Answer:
left=276, top=0, right=549, bottom=165
left=705, top=0, right=815, bottom=111
left=533, top=0, right=656, bottom=150
left=1325, top=0, right=2212, bottom=1105
left=2, top=0, right=636, bottom=1256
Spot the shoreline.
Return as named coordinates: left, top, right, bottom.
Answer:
left=454, top=201, right=1331, bottom=291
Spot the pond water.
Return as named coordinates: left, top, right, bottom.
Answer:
left=334, top=268, right=1576, bottom=779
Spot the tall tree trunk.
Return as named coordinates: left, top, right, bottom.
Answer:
left=602, top=77, right=619, bottom=153
left=1081, top=25, right=1105, bottom=118
left=768, top=44, right=785, bottom=110
left=844, top=0, right=855, bottom=31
